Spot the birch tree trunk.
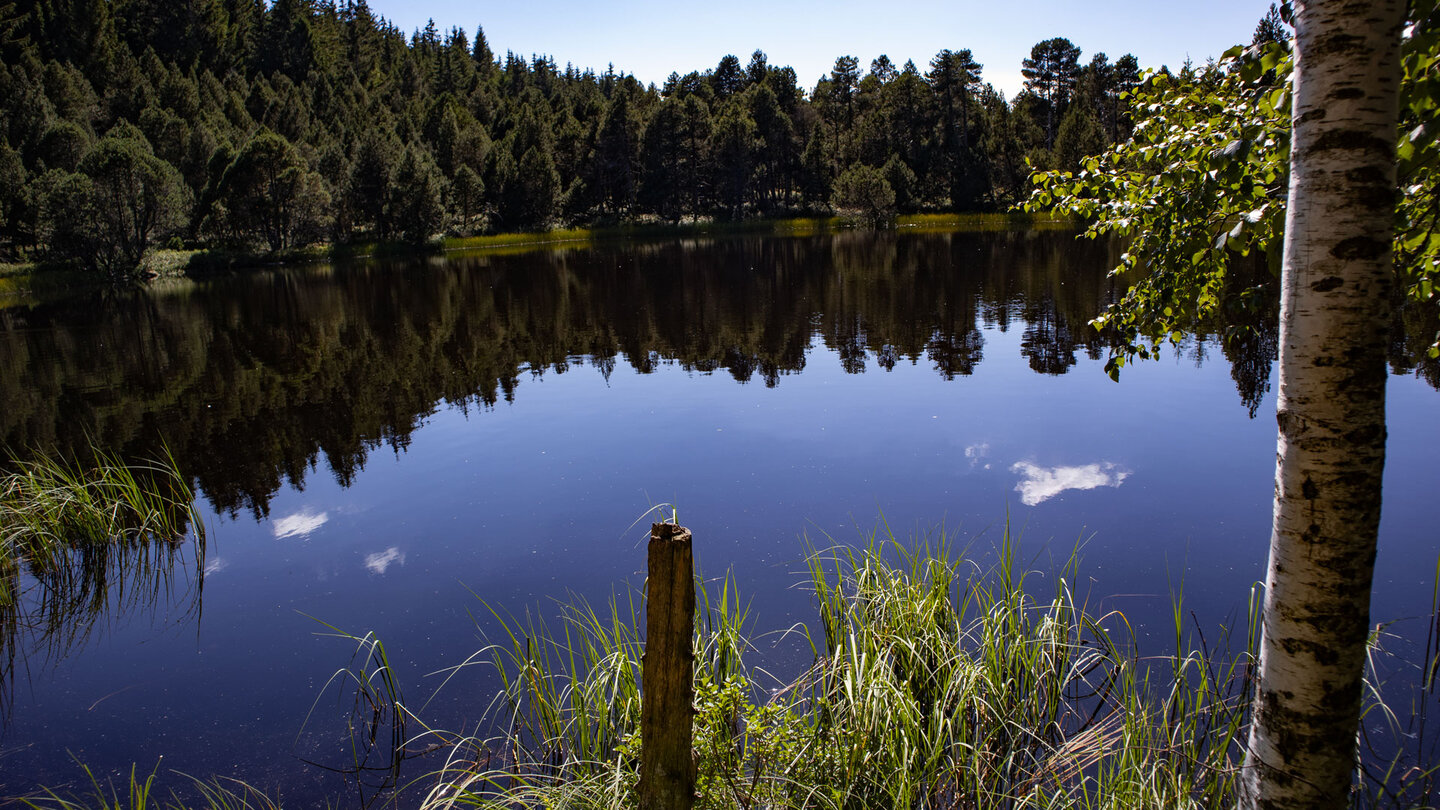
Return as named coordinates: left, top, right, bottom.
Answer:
left=1240, top=1, right=1404, bottom=808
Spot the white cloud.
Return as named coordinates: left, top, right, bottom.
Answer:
left=272, top=508, right=328, bottom=540
left=1011, top=461, right=1129, bottom=506
left=364, top=547, right=405, bottom=575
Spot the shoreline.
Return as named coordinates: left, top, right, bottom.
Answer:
left=0, top=213, right=1073, bottom=304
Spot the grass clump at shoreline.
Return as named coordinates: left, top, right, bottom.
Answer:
left=419, top=526, right=1260, bottom=809
left=0, top=446, right=207, bottom=686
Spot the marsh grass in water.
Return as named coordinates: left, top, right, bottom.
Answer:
left=415, top=523, right=1439, bottom=810
left=17, top=761, right=282, bottom=810
left=14, top=523, right=1439, bottom=808
left=412, top=524, right=1261, bottom=809
left=0, top=445, right=207, bottom=703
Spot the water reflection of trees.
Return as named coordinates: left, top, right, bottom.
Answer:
left=1, top=230, right=1435, bottom=517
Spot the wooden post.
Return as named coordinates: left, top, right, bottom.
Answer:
left=639, top=522, right=695, bottom=810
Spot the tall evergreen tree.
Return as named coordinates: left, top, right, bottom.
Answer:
left=711, top=54, right=744, bottom=100
left=1021, top=37, right=1081, bottom=148
left=745, top=49, right=768, bottom=86
left=258, top=0, right=317, bottom=82
left=588, top=89, right=639, bottom=215
left=1253, top=3, right=1291, bottom=44
left=471, top=23, right=495, bottom=78
left=829, top=54, right=860, bottom=128
left=390, top=144, right=444, bottom=242
left=712, top=100, right=755, bottom=219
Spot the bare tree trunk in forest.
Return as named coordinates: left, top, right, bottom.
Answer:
left=1239, top=1, right=1404, bottom=808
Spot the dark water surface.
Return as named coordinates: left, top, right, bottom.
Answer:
left=1, top=229, right=1436, bottom=801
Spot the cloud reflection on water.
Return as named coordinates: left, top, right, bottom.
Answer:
left=364, top=547, right=405, bottom=574
left=272, top=508, right=329, bottom=540
left=965, top=442, right=991, bottom=469
left=1011, top=461, right=1129, bottom=506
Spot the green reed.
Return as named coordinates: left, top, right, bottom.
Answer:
left=0, top=444, right=207, bottom=695
left=415, top=523, right=1266, bottom=809
left=15, top=522, right=1438, bottom=809
left=18, top=761, right=281, bottom=810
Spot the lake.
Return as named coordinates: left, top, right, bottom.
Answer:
left=1, top=226, right=1436, bottom=802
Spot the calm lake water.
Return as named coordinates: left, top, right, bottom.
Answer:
left=1, top=227, right=1436, bottom=801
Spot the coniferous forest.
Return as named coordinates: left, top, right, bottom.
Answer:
left=0, top=0, right=1150, bottom=276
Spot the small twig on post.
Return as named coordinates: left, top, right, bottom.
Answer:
left=640, top=522, right=696, bottom=810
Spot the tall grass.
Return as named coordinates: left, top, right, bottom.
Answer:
left=0, top=445, right=206, bottom=700
left=17, top=762, right=283, bottom=810
left=1356, top=554, right=1440, bottom=808
left=415, top=524, right=1262, bottom=809
left=13, top=521, right=1437, bottom=808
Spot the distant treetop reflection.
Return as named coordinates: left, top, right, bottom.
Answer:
left=2, top=230, right=1435, bottom=517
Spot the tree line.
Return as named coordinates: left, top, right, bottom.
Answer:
left=0, top=0, right=1146, bottom=275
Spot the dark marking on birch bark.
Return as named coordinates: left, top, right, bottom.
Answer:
left=1346, top=165, right=1389, bottom=186
left=1279, top=636, right=1340, bottom=666
left=1330, top=236, right=1387, bottom=260
left=1309, top=31, right=1367, bottom=55
left=1344, top=424, right=1383, bottom=445
left=1276, top=409, right=1304, bottom=437
left=1306, top=129, right=1393, bottom=157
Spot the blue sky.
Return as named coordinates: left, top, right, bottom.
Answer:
left=363, top=0, right=1276, bottom=98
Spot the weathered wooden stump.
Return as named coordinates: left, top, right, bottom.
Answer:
left=639, top=522, right=695, bottom=810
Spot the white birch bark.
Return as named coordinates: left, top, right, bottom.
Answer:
left=1240, top=1, right=1404, bottom=808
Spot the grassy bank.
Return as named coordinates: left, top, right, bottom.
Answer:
left=0, top=213, right=1073, bottom=301
left=17, top=521, right=1437, bottom=809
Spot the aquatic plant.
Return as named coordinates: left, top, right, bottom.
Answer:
left=14, top=522, right=1436, bottom=809
left=17, top=761, right=281, bottom=810
left=416, top=524, right=1265, bottom=809
left=0, top=445, right=206, bottom=706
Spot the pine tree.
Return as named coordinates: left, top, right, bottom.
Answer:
left=1022, top=37, right=1081, bottom=148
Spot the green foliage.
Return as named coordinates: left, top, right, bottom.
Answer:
left=508, top=145, right=559, bottom=229
left=0, top=141, right=27, bottom=239
left=832, top=164, right=896, bottom=227
left=1053, top=99, right=1107, bottom=172
left=346, top=130, right=399, bottom=239
left=882, top=154, right=918, bottom=212
left=37, top=119, right=91, bottom=173
left=449, top=163, right=483, bottom=234
left=1027, top=43, right=1292, bottom=378
left=64, top=124, right=188, bottom=277
left=212, top=130, right=330, bottom=252
left=390, top=146, right=446, bottom=243
left=1030, top=11, right=1440, bottom=372
left=1398, top=0, right=1440, bottom=358
left=0, top=2, right=1153, bottom=260
left=1022, top=37, right=1082, bottom=148
left=712, top=102, right=756, bottom=220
